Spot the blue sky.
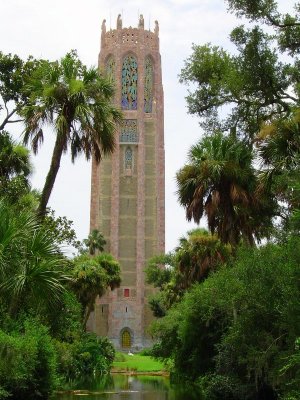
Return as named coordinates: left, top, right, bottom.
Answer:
left=0, top=0, right=293, bottom=253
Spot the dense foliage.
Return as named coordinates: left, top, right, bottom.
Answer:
left=0, top=199, right=117, bottom=399
left=149, top=2, right=300, bottom=400
left=0, top=321, right=58, bottom=400
left=146, top=229, right=231, bottom=316
left=176, top=132, right=276, bottom=246
left=151, top=239, right=300, bottom=399
left=0, top=50, right=121, bottom=399
left=72, top=253, right=121, bottom=329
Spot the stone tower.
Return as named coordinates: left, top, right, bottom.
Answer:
left=88, top=15, right=165, bottom=350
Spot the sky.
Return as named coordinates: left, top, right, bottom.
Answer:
left=0, top=0, right=294, bottom=254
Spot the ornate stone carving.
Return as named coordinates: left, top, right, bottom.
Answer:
left=154, top=20, right=159, bottom=36
left=138, top=14, right=144, bottom=29
left=117, top=14, right=122, bottom=29
left=120, top=120, right=138, bottom=143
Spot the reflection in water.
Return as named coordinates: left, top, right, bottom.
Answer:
left=53, top=374, right=202, bottom=400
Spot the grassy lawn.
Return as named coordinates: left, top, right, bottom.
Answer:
left=112, top=352, right=164, bottom=372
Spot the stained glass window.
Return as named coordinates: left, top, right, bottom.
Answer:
left=106, top=56, right=115, bottom=82
left=144, top=57, right=153, bottom=113
left=125, top=147, right=133, bottom=170
left=121, top=55, right=138, bottom=110
left=120, top=120, right=138, bottom=143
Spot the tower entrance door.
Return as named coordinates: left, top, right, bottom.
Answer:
left=121, top=329, right=131, bottom=348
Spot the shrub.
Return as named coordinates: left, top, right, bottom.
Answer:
left=55, top=333, right=115, bottom=383
left=0, top=320, right=57, bottom=399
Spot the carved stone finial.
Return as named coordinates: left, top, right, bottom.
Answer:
left=101, top=19, right=106, bottom=35
left=117, top=14, right=122, bottom=29
left=101, top=19, right=106, bottom=46
left=154, top=20, right=159, bottom=35
left=139, top=14, right=144, bottom=29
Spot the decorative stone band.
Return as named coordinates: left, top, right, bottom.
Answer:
left=103, top=28, right=159, bottom=50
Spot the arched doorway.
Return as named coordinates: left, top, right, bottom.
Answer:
left=121, top=328, right=132, bottom=348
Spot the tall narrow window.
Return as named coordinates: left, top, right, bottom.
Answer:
left=122, top=55, right=138, bottom=110
left=144, top=57, right=153, bottom=113
left=106, top=56, right=115, bottom=82
left=125, top=147, right=133, bottom=170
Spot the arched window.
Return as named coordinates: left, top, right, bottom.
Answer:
left=105, top=56, right=115, bottom=82
left=125, top=147, right=133, bottom=170
left=121, top=55, right=138, bottom=110
left=144, top=57, right=153, bottom=113
left=121, top=329, right=131, bottom=348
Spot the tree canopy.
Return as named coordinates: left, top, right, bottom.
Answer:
left=180, top=1, right=300, bottom=141
left=21, top=50, right=122, bottom=216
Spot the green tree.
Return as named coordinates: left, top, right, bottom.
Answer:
left=0, top=132, right=31, bottom=180
left=146, top=229, right=231, bottom=316
left=0, top=52, right=40, bottom=132
left=226, top=0, right=300, bottom=56
left=0, top=201, right=70, bottom=318
left=151, top=238, right=300, bottom=399
left=22, top=51, right=122, bottom=216
left=43, top=209, right=81, bottom=249
left=0, top=131, right=33, bottom=206
left=175, top=229, right=231, bottom=289
left=71, top=253, right=121, bottom=330
left=179, top=4, right=300, bottom=141
left=83, top=229, right=106, bottom=255
left=0, top=320, right=58, bottom=400
left=258, top=109, right=300, bottom=188
left=176, top=132, right=275, bottom=246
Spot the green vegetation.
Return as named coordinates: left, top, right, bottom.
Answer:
left=151, top=240, right=300, bottom=398
left=22, top=50, right=122, bottom=217
left=113, top=352, right=164, bottom=373
left=176, top=132, right=275, bottom=246
left=1, top=1, right=300, bottom=399
left=147, top=1, right=300, bottom=400
left=0, top=51, right=122, bottom=399
left=0, top=199, right=119, bottom=399
left=71, top=253, right=121, bottom=330
left=146, top=229, right=232, bottom=316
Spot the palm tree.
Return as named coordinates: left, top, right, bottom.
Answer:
left=257, top=110, right=300, bottom=173
left=257, top=111, right=300, bottom=198
left=175, top=229, right=231, bottom=289
left=21, top=51, right=122, bottom=216
left=72, top=253, right=121, bottom=330
left=176, top=131, right=275, bottom=246
left=0, top=131, right=32, bottom=181
left=257, top=110, right=300, bottom=229
left=0, top=131, right=33, bottom=204
left=0, top=200, right=70, bottom=316
left=83, top=229, right=106, bottom=255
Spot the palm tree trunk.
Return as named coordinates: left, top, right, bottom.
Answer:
left=38, top=132, right=66, bottom=217
left=82, top=298, right=95, bottom=331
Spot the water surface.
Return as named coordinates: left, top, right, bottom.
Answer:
left=53, top=374, right=202, bottom=400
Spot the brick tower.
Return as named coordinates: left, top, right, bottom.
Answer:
left=88, top=15, right=165, bottom=350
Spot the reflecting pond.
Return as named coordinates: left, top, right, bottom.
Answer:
left=53, top=374, right=202, bottom=400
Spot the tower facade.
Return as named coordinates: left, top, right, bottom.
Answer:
left=89, top=15, right=165, bottom=350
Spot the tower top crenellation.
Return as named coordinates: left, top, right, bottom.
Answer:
left=101, top=15, right=159, bottom=50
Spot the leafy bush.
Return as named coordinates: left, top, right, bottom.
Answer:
left=55, top=333, right=115, bottom=383
left=151, top=238, right=300, bottom=399
left=0, top=320, right=57, bottom=399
